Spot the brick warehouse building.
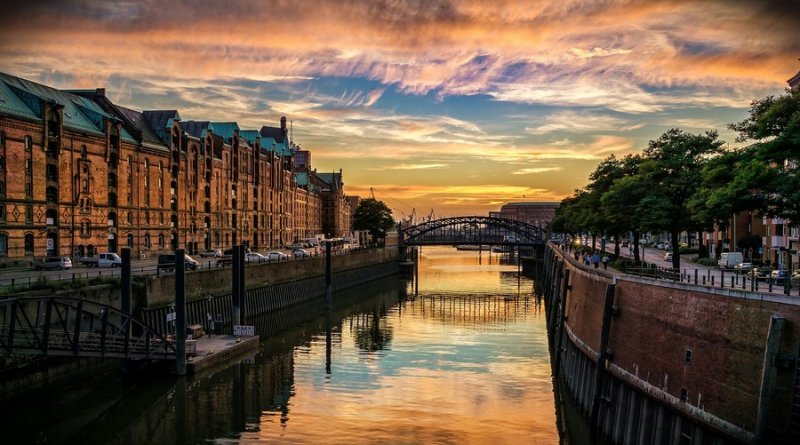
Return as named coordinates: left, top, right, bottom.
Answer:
left=0, top=72, right=350, bottom=263
left=489, top=202, right=559, bottom=228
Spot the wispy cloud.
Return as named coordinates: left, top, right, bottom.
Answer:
left=511, top=167, right=563, bottom=175
left=2, top=0, right=796, bottom=215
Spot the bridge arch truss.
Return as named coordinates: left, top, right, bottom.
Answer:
left=400, top=216, right=547, bottom=246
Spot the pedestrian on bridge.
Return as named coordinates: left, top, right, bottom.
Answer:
left=592, top=252, right=601, bottom=268
left=602, top=254, right=610, bottom=270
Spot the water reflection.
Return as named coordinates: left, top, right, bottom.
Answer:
left=1, top=247, right=563, bottom=444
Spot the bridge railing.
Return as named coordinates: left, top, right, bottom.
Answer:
left=0, top=297, right=175, bottom=359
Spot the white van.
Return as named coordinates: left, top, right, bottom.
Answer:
left=718, top=252, right=743, bottom=270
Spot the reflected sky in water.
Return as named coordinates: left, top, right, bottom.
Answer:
left=0, top=247, right=557, bottom=444
left=247, top=247, right=556, bottom=444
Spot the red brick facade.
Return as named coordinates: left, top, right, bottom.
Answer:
left=0, top=73, right=350, bottom=263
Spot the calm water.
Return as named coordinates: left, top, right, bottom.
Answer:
left=1, top=246, right=560, bottom=444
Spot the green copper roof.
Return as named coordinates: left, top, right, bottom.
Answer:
left=209, top=122, right=239, bottom=142
left=239, top=130, right=260, bottom=146
left=294, top=172, right=309, bottom=187
left=0, top=72, right=105, bottom=136
left=0, top=78, right=39, bottom=120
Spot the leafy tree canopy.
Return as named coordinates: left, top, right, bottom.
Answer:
left=728, top=89, right=800, bottom=222
left=353, top=198, right=396, bottom=240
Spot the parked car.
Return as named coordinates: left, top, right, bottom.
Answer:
left=79, top=252, right=122, bottom=268
left=216, top=249, right=234, bottom=267
left=33, top=256, right=72, bottom=270
left=733, top=262, right=753, bottom=274
left=200, top=249, right=222, bottom=258
left=770, top=269, right=788, bottom=281
left=267, top=251, right=289, bottom=261
left=158, top=253, right=199, bottom=271
left=245, top=252, right=267, bottom=263
left=293, top=249, right=311, bottom=259
left=718, top=252, right=744, bottom=270
left=747, top=267, right=769, bottom=281
left=663, top=252, right=673, bottom=261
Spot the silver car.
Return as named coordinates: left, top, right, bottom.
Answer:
left=33, top=256, right=72, bottom=270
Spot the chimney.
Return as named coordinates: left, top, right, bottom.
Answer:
left=280, top=116, right=287, bottom=132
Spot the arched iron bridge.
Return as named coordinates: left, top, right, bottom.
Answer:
left=0, top=297, right=175, bottom=359
left=400, top=216, right=547, bottom=246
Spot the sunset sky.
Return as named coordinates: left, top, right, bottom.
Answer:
left=1, top=0, right=798, bottom=219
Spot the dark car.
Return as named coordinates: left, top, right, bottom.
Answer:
left=157, top=253, right=199, bottom=271
left=216, top=249, right=234, bottom=267
left=33, top=256, right=72, bottom=270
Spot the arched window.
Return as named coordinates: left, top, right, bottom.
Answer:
left=24, top=233, right=34, bottom=254
left=0, top=234, right=7, bottom=254
left=80, top=145, right=87, bottom=159
left=24, top=135, right=32, bottom=151
left=127, top=233, right=133, bottom=248
left=79, top=219, right=91, bottom=238
left=158, top=233, right=164, bottom=247
left=144, top=233, right=151, bottom=248
left=0, top=204, right=4, bottom=221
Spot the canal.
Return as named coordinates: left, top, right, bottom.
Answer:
left=1, top=246, right=567, bottom=444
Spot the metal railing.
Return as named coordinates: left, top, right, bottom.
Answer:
left=624, top=265, right=799, bottom=296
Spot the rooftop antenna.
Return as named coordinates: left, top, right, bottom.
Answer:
left=370, top=187, right=375, bottom=199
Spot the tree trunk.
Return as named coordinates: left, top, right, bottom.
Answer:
left=671, top=231, right=680, bottom=269
left=633, top=232, right=641, bottom=263
left=614, top=231, right=620, bottom=258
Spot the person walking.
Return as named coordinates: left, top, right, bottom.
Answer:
left=602, top=254, right=610, bottom=270
left=592, top=251, right=601, bottom=268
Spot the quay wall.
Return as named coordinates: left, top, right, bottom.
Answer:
left=542, top=244, right=800, bottom=444
left=138, top=247, right=398, bottom=309
left=139, top=250, right=400, bottom=336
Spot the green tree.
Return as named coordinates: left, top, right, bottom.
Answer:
left=353, top=198, right=396, bottom=242
left=728, top=89, right=800, bottom=222
left=637, top=129, right=724, bottom=269
left=588, top=154, right=640, bottom=257
left=599, top=155, right=645, bottom=261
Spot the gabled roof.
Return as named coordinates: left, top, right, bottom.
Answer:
left=114, top=105, right=167, bottom=150
left=316, top=172, right=342, bottom=191
left=294, top=172, right=309, bottom=187
left=0, top=72, right=121, bottom=137
left=180, top=121, right=213, bottom=139
left=142, top=110, right=181, bottom=144
left=238, top=130, right=261, bottom=146
left=259, top=124, right=287, bottom=144
left=209, top=122, right=239, bottom=142
left=0, top=77, right=39, bottom=120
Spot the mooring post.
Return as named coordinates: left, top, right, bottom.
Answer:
left=325, top=240, right=333, bottom=309
left=121, top=247, right=131, bottom=318
left=590, top=282, right=617, bottom=438
left=175, top=248, right=187, bottom=376
left=239, top=244, right=246, bottom=324
left=232, top=245, right=241, bottom=327
left=756, top=315, right=785, bottom=440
